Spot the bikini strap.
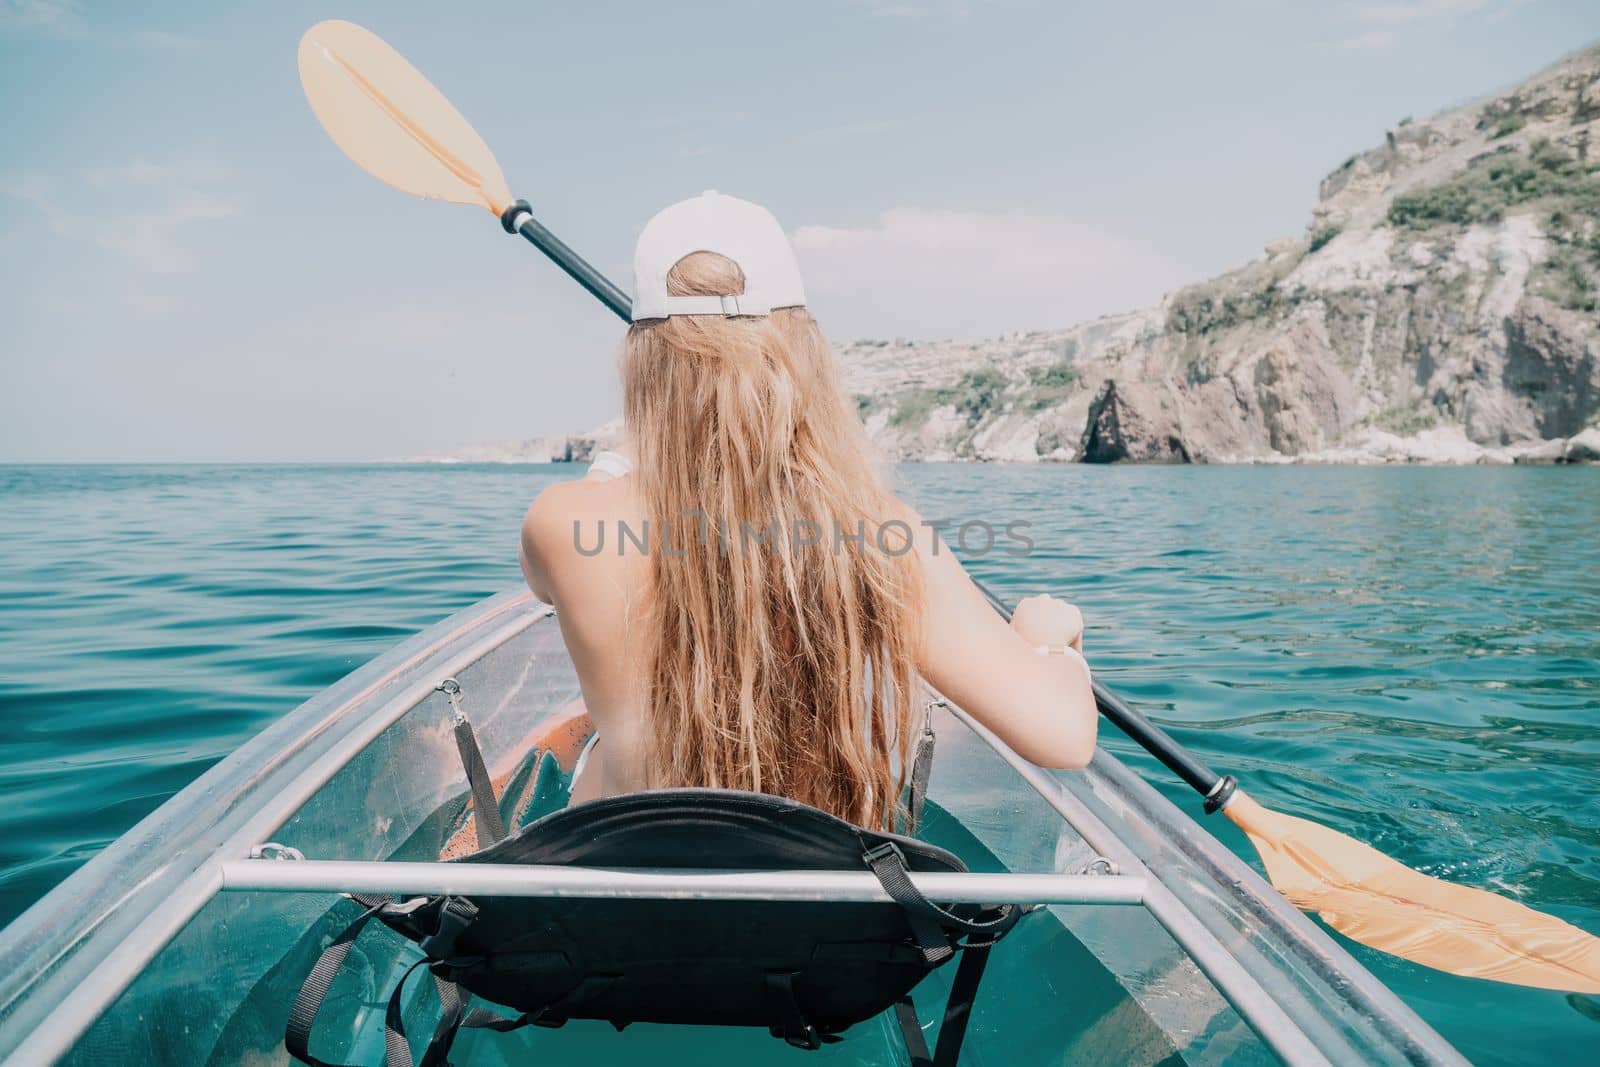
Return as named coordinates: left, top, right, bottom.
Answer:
left=586, top=450, right=634, bottom=480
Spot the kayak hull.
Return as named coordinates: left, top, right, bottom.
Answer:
left=0, top=590, right=1464, bottom=1065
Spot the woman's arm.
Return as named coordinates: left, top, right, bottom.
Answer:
left=909, top=516, right=1097, bottom=769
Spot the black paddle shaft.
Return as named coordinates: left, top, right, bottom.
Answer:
left=494, top=200, right=1236, bottom=814
left=1091, top=681, right=1231, bottom=802
left=501, top=201, right=632, bottom=321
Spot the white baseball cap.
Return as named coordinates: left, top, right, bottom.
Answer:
left=630, top=190, right=806, bottom=321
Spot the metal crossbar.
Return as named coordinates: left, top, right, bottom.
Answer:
left=219, top=858, right=1147, bottom=905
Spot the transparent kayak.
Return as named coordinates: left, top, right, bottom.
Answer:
left=0, top=590, right=1465, bottom=1066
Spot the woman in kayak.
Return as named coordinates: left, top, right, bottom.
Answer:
left=520, top=191, right=1095, bottom=829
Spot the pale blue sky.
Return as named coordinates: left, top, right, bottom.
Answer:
left=2, top=0, right=1595, bottom=461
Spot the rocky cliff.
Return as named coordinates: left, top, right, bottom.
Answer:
left=844, top=44, right=1600, bottom=464
left=426, top=45, right=1600, bottom=466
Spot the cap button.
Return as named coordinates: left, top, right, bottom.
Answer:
left=702, top=189, right=719, bottom=197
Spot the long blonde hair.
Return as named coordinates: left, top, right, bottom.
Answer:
left=622, top=251, right=923, bottom=829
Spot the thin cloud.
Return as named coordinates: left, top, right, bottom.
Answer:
left=851, top=1, right=935, bottom=17
left=1340, top=0, right=1489, bottom=25
left=0, top=173, right=70, bottom=231
left=1, top=3, right=202, bottom=48
left=97, top=191, right=241, bottom=275
left=793, top=207, right=1143, bottom=283
left=793, top=119, right=907, bottom=146
left=1326, top=0, right=1520, bottom=51
left=792, top=205, right=1189, bottom=340
left=87, top=155, right=230, bottom=188
left=125, top=29, right=204, bottom=51
left=3, top=152, right=242, bottom=278
left=848, top=0, right=987, bottom=18
left=647, top=109, right=751, bottom=131
left=1338, top=29, right=1398, bottom=50
left=0, top=0, right=81, bottom=32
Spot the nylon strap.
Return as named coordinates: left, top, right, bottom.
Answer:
left=887, top=944, right=1000, bottom=1067
left=461, top=1007, right=538, bottom=1032
left=864, top=845, right=952, bottom=965
left=286, top=900, right=392, bottom=1067
left=863, top=838, right=1017, bottom=1067
left=906, top=704, right=937, bottom=831
left=932, top=940, right=995, bottom=1067
left=453, top=717, right=505, bottom=847
left=286, top=895, right=483, bottom=1067
left=383, top=960, right=429, bottom=1067
left=381, top=962, right=541, bottom=1067
left=894, top=998, right=933, bottom=1067
left=861, top=842, right=1016, bottom=960
left=415, top=974, right=465, bottom=1067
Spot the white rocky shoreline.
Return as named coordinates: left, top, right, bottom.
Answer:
left=1273, top=426, right=1600, bottom=465
left=402, top=422, right=1600, bottom=466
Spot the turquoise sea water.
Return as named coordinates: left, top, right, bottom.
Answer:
left=0, top=462, right=1596, bottom=1063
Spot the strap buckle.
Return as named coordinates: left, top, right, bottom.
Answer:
left=419, top=896, right=479, bottom=960
left=861, top=840, right=906, bottom=868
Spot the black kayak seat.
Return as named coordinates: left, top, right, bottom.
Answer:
left=286, top=788, right=1022, bottom=1067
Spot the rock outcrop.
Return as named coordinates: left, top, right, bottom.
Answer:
left=404, top=418, right=621, bottom=464
left=839, top=44, right=1600, bottom=464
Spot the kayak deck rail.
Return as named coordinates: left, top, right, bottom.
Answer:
left=219, top=857, right=1150, bottom=905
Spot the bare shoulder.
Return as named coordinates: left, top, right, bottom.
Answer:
left=519, top=475, right=639, bottom=603
left=522, top=477, right=630, bottom=556
left=523, top=479, right=588, bottom=540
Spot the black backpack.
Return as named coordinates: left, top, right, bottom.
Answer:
left=286, top=788, right=1020, bottom=1067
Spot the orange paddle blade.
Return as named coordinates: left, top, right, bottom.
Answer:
left=1226, top=791, right=1600, bottom=993
left=298, top=20, right=512, bottom=215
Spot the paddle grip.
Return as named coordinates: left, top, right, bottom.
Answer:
left=500, top=200, right=633, bottom=322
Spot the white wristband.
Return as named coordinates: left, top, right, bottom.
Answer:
left=1033, top=643, right=1088, bottom=670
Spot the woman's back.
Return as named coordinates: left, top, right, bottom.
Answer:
left=522, top=452, right=1099, bottom=816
